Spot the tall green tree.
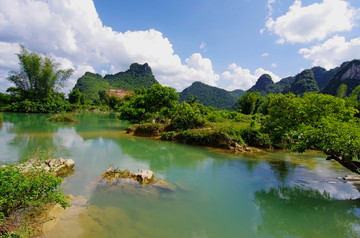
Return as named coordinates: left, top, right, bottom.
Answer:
left=68, top=88, right=86, bottom=105
left=7, top=45, right=74, bottom=101
left=238, top=92, right=264, bottom=115
left=119, top=84, right=179, bottom=123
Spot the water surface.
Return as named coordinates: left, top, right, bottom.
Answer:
left=1, top=112, right=359, bottom=238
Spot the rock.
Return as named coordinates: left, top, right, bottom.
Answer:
left=6, top=158, right=76, bottom=177
left=153, top=179, right=176, bottom=192
left=102, top=168, right=154, bottom=185
left=41, top=204, right=66, bottom=234
left=64, top=159, right=75, bottom=169
left=133, top=169, right=154, bottom=184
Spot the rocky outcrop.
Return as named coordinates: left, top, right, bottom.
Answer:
left=100, top=168, right=176, bottom=193
left=340, top=61, right=360, bottom=81
left=102, top=168, right=154, bottom=185
left=15, top=158, right=75, bottom=176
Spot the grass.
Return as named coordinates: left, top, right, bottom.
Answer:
left=48, top=113, right=77, bottom=122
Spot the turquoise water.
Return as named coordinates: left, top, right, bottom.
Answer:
left=1, top=112, right=360, bottom=238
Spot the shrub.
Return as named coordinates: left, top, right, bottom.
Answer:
left=48, top=113, right=77, bottom=122
left=161, top=131, right=176, bottom=141
left=169, top=102, right=205, bottom=131
left=240, top=128, right=271, bottom=148
left=133, top=123, right=165, bottom=137
left=0, top=165, right=69, bottom=223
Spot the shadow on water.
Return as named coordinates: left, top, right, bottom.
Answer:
left=254, top=186, right=360, bottom=238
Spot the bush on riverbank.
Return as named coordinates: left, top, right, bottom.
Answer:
left=0, top=164, right=69, bottom=236
left=128, top=123, right=166, bottom=137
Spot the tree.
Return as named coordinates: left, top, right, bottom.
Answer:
left=7, top=45, right=74, bottom=101
left=263, top=92, right=360, bottom=160
left=238, top=92, right=264, bottom=115
left=68, top=88, right=86, bottom=105
left=119, top=84, right=179, bottom=123
left=335, top=83, right=347, bottom=98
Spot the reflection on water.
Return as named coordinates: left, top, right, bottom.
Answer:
left=254, top=186, right=360, bottom=238
left=1, top=113, right=360, bottom=238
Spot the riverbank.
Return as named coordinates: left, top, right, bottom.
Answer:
left=0, top=158, right=75, bottom=237
left=126, top=123, right=360, bottom=175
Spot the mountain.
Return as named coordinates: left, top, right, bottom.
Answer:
left=103, top=63, right=158, bottom=90
left=74, top=63, right=159, bottom=101
left=321, top=60, right=360, bottom=96
left=73, top=72, right=110, bottom=101
left=248, top=74, right=274, bottom=95
left=179, top=81, right=238, bottom=110
left=268, top=76, right=295, bottom=94
left=311, top=66, right=339, bottom=90
left=288, top=69, right=319, bottom=95
left=247, top=74, right=294, bottom=95
left=230, top=89, right=245, bottom=98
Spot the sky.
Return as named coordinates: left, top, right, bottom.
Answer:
left=0, top=0, right=359, bottom=93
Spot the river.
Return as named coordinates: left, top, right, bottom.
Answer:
left=1, top=112, right=359, bottom=238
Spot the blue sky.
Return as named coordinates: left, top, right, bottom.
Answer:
left=0, top=0, right=359, bottom=93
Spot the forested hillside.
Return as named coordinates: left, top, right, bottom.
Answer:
left=246, top=59, right=359, bottom=97
left=179, top=82, right=238, bottom=110
left=73, top=63, right=158, bottom=102
left=322, top=60, right=360, bottom=96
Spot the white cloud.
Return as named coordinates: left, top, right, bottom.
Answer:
left=221, top=63, right=280, bottom=91
left=0, top=0, right=218, bottom=93
left=261, top=52, right=269, bottom=57
left=159, top=53, right=219, bottom=90
left=266, top=0, right=358, bottom=44
left=267, top=0, right=277, bottom=18
left=271, top=63, right=278, bottom=68
left=200, top=41, right=208, bottom=52
left=299, top=35, right=360, bottom=69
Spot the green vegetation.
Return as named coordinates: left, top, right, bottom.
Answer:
left=48, top=113, right=78, bottom=122
left=248, top=74, right=274, bottom=94
left=311, top=66, right=338, bottom=90
left=238, top=92, right=265, bottom=115
left=121, top=83, right=360, bottom=165
left=4, top=45, right=73, bottom=113
left=119, top=84, right=179, bottom=124
left=104, top=63, right=158, bottom=90
left=73, top=72, right=109, bottom=102
left=0, top=164, right=69, bottom=236
left=322, top=60, right=360, bottom=96
left=74, top=63, right=158, bottom=103
left=179, top=81, right=238, bottom=110
left=263, top=93, right=360, bottom=160
left=288, top=69, right=319, bottom=95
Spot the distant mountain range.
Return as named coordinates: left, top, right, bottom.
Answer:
left=73, top=59, right=360, bottom=109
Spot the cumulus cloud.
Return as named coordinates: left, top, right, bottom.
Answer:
left=299, top=35, right=360, bottom=69
left=0, top=0, right=219, bottom=93
left=221, top=63, right=280, bottom=91
left=261, top=52, right=269, bottom=57
left=266, top=0, right=358, bottom=44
